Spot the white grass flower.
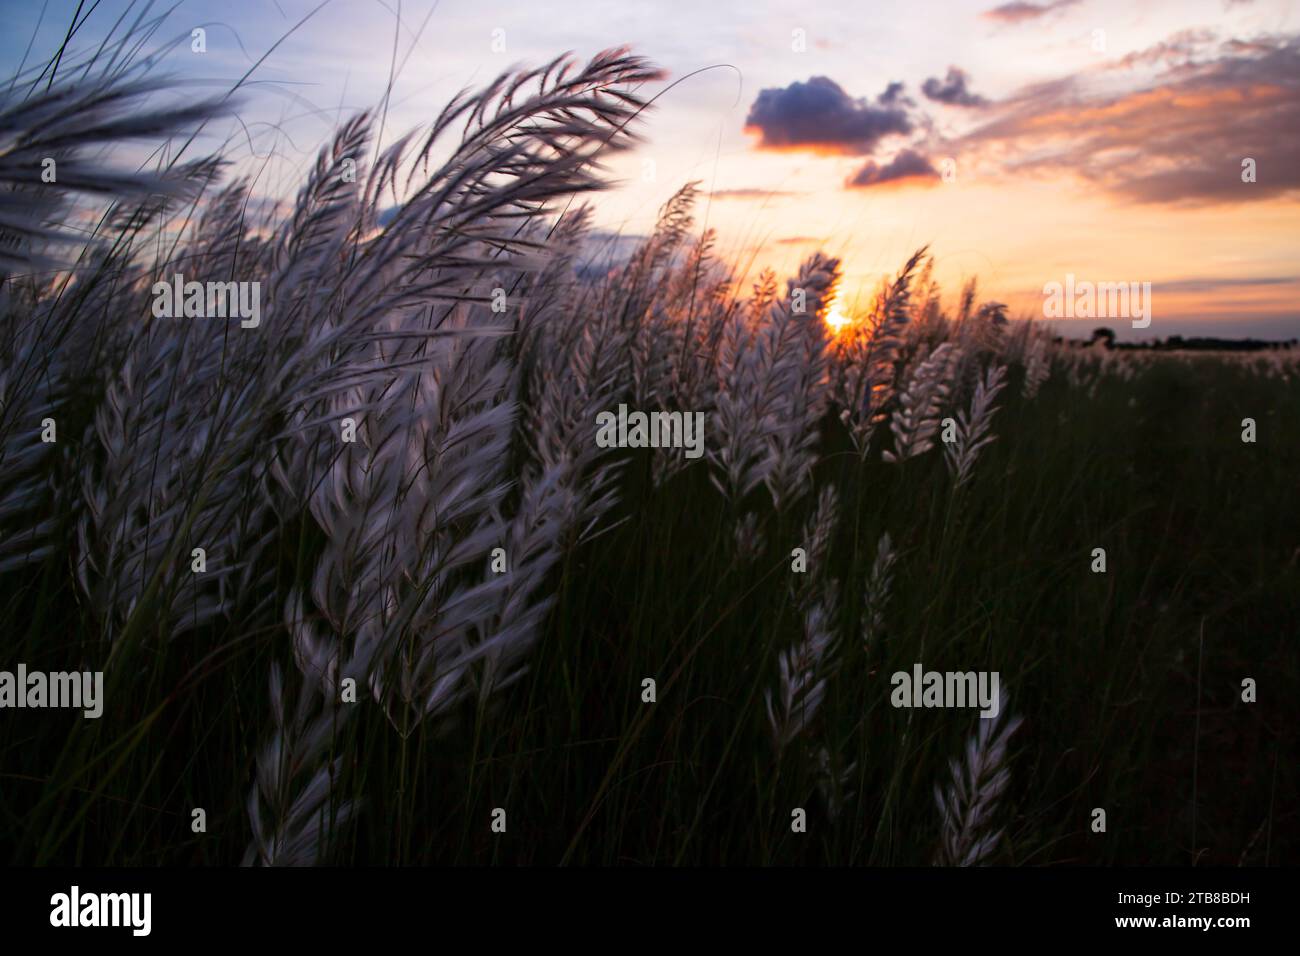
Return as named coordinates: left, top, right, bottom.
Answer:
left=766, top=585, right=839, bottom=757
left=944, top=363, right=1009, bottom=489
left=933, top=691, right=1023, bottom=866
left=711, top=252, right=838, bottom=509
left=798, top=484, right=839, bottom=602
left=830, top=247, right=926, bottom=457
left=243, top=663, right=358, bottom=867
left=1022, top=338, right=1051, bottom=399
left=882, top=342, right=961, bottom=463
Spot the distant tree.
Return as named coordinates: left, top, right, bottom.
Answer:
left=1088, top=327, right=1116, bottom=349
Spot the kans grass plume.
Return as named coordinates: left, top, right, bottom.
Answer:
left=933, top=692, right=1024, bottom=866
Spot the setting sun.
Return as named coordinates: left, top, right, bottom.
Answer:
left=824, top=290, right=851, bottom=334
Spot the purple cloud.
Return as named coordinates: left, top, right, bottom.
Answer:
left=848, top=149, right=940, bottom=188
left=745, top=76, right=913, bottom=154
left=922, top=68, right=988, bottom=107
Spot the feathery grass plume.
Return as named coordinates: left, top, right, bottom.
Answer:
left=296, top=316, right=515, bottom=729
left=280, top=50, right=664, bottom=732
left=535, top=183, right=729, bottom=493
left=261, top=51, right=663, bottom=431
left=0, top=65, right=223, bottom=582
left=861, top=531, right=896, bottom=652
left=0, top=73, right=225, bottom=276
left=650, top=229, right=733, bottom=488
left=764, top=253, right=838, bottom=510
left=625, top=183, right=699, bottom=401
left=766, top=583, right=839, bottom=757
left=76, top=178, right=283, bottom=643
left=467, top=462, right=573, bottom=702
left=947, top=298, right=1006, bottom=394
left=621, top=182, right=699, bottom=338
left=663, top=225, right=734, bottom=367
left=944, top=362, right=1009, bottom=489
left=711, top=304, right=766, bottom=502
left=201, top=47, right=656, bottom=660
left=908, top=255, right=947, bottom=344
left=831, top=247, right=926, bottom=457
left=882, top=341, right=961, bottom=463
left=796, top=484, right=838, bottom=604
left=508, top=205, right=594, bottom=358
left=527, top=308, right=629, bottom=542
left=0, top=309, right=62, bottom=574
left=611, top=191, right=734, bottom=488
left=710, top=252, right=837, bottom=507
left=1022, top=336, right=1051, bottom=399
left=955, top=277, right=978, bottom=328
left=267, top=111, right=372, bottom=330
left=933, top=691, right=1023, bottom=866
left=243, top=661, right=362, bottom=867
left=748, top=266, right=779, bottom=320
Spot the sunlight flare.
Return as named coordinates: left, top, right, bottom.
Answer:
left=823, top=289, right=851, bottom=335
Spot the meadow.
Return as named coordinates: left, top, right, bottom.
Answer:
left=0, top=41, right=1296, bottom=866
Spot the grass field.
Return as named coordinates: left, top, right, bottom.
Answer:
left=1, top=39, right=1296, bottom=867
left=4, top=341, right=1295, bottom=865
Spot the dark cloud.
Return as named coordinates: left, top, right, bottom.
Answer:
left=921, top=68, right=988, bottom=107
left=745, top=76, right=912, bottom=154
left=848, top=149, right=939, bottom=188
left=955, top=34, right=1300, bottom=204
left=982, top=0, right=1080, bottom=24
left=878, top=81, right=911, bottom=107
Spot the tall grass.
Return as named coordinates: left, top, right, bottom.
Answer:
left=1, top=31, right=1296, bottom=866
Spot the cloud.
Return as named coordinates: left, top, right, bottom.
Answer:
left=878, top=81, right=911, bottom=107
left=709, top=188, right=798, bottom=200
left=954, top=34, right=1300, bottom=204
left=745, top=76, right=912, bottom=154
left=848, top=149, right=939, bottom=188
left=982, top=0, right=1080, bottom=24
left=1113, top=29, right=1218, bottom=69
left=1155, top=275, right=1298, bottom=294
left=921, top=68, right=988, bottom=107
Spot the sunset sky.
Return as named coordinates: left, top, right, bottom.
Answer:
left=5, top=0, right=1298, bottom=339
